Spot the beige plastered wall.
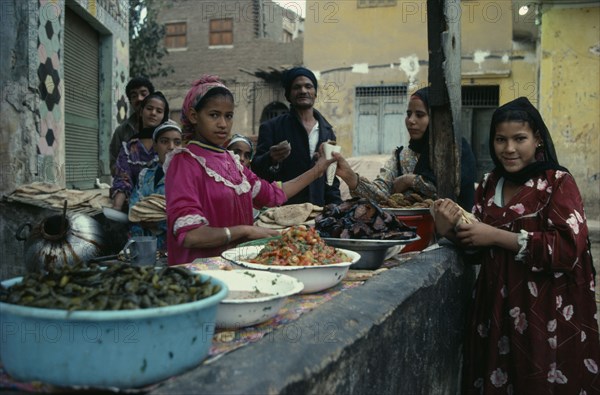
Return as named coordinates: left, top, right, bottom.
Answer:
left=539, top=7, right=600, bottom=219
left=303, top=1, right=535, bottom=165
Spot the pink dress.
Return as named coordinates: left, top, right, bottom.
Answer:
left=463, top=169, right=600, bottom=394
left=164, top=141, right=286, bottom=264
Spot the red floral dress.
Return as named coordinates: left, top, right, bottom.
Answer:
left=463, top=169, right=600, bottom=394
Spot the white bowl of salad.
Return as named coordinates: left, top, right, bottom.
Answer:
left=221, top=226, right=360, bottom=294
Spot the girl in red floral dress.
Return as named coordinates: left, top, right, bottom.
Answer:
left=434, top=97, right=599, bottom=394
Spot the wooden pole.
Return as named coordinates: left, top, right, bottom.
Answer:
left=427, top=0, right=462, bottom=201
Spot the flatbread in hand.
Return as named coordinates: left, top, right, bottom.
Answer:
left=458, top=207, right=478, bottom=225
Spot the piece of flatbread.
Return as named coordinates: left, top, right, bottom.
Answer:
left=272, top=203, right=314, bottom=226
left=132, top=205, right=159, bottom=215
left=128, top=209, right=141, bottom=222
left=145, top=194, right=166, bottom=209
left=129, top=207, right=165, bottom=222
left=15, top=182, right=64, bottom=195
left=254, top=219, right=285, bottom=229
left=258, top=210, right=277, bottom=224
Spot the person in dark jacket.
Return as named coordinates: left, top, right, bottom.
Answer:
left=251, top=67, right=342, bottom=206
left=109, top=77, right=155, bottom=175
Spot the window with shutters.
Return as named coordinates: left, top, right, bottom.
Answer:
left=165, top=22, right=187, bottom=49
left=462, top=85, right=499, bottom=107
left=209, top=18, right=233, bottom=46
left=64, top=7, right=100, bottom=189
left=354, top=85, right=408, bottom=155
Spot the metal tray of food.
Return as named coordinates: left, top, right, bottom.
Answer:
left=322, top=236, right=420, bottom=249
left=381, top=207, right=432, bottom=216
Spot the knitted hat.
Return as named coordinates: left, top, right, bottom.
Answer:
left=282, top=67, right=318, bottom=100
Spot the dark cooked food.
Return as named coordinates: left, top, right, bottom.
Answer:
left=315, top=198, right=417, bottom=240
left=0, top=263, right=221, bottom=311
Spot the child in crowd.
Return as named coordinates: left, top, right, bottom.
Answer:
left=165, top=75, right=336, bottom=265
left=111, top=92, right=169, bottom=212
left=433, top=97, right=599, bottom=394
left=129, top=120, right=182, bottom=253
left=226, top=134, right=254, bottom=168
left=109, top=76, right=154, bottom=174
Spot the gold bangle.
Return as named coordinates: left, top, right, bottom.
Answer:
left=224, top=227, right=231, bottom=245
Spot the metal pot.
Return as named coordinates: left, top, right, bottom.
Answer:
left=16, top=210, right=105, bottom=273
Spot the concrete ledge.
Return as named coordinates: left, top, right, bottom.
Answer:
left=151, top=247, right=475, bottom=395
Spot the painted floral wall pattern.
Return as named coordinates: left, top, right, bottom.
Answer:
left=115, top=38, right=129, bottom=124
left=37, top=0, right=63, bottom=157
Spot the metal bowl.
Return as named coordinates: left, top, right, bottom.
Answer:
left=221, top=246, right=360, bottom=293
left=0, top=275, right=228, bottom=389
left=322, top=237, right=420, bottom=270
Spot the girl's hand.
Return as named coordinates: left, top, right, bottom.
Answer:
left=246, top=226, right=280, bottom=240
left=433, top=198, right=461, bottom=237
left=112, top=192, right=126, bottom=211
left=393, top=175, right=415, bottom=193
left=455, top=222, right=497, bottom=247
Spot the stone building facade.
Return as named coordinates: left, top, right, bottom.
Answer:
left=153, top=0, right=304, bottom=137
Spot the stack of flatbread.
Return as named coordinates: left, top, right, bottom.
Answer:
left=9, top=182, right=110, bottom=211
left=254, top=203, right=322, bottom=230
left=128, top=194, right=166, bottom=222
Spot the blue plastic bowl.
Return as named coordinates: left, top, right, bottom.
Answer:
left=0, top=274, right=227, bottom=389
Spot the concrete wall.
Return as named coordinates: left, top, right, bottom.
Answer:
left=154, top=0, right=303, bottom=136
left=150, top=247, right=475, bottom=395
left=539, top=6, right=600, bottom=220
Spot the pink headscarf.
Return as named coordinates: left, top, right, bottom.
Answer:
left=180, top=75, right=230, bottom=141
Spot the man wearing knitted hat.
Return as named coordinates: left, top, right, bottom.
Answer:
left=252, top=66, right=342, bottom=206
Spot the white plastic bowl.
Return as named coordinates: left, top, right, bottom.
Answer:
left=102, top=207, right=128, bottom=223
left=199, top=270, right=304, bottom=328
left=221, top=246, right=360, bottom=293
left=0, top=275, right=227, bottom=389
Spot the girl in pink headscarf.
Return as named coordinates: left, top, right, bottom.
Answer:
left=164, top=75, right=336, bottom=265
